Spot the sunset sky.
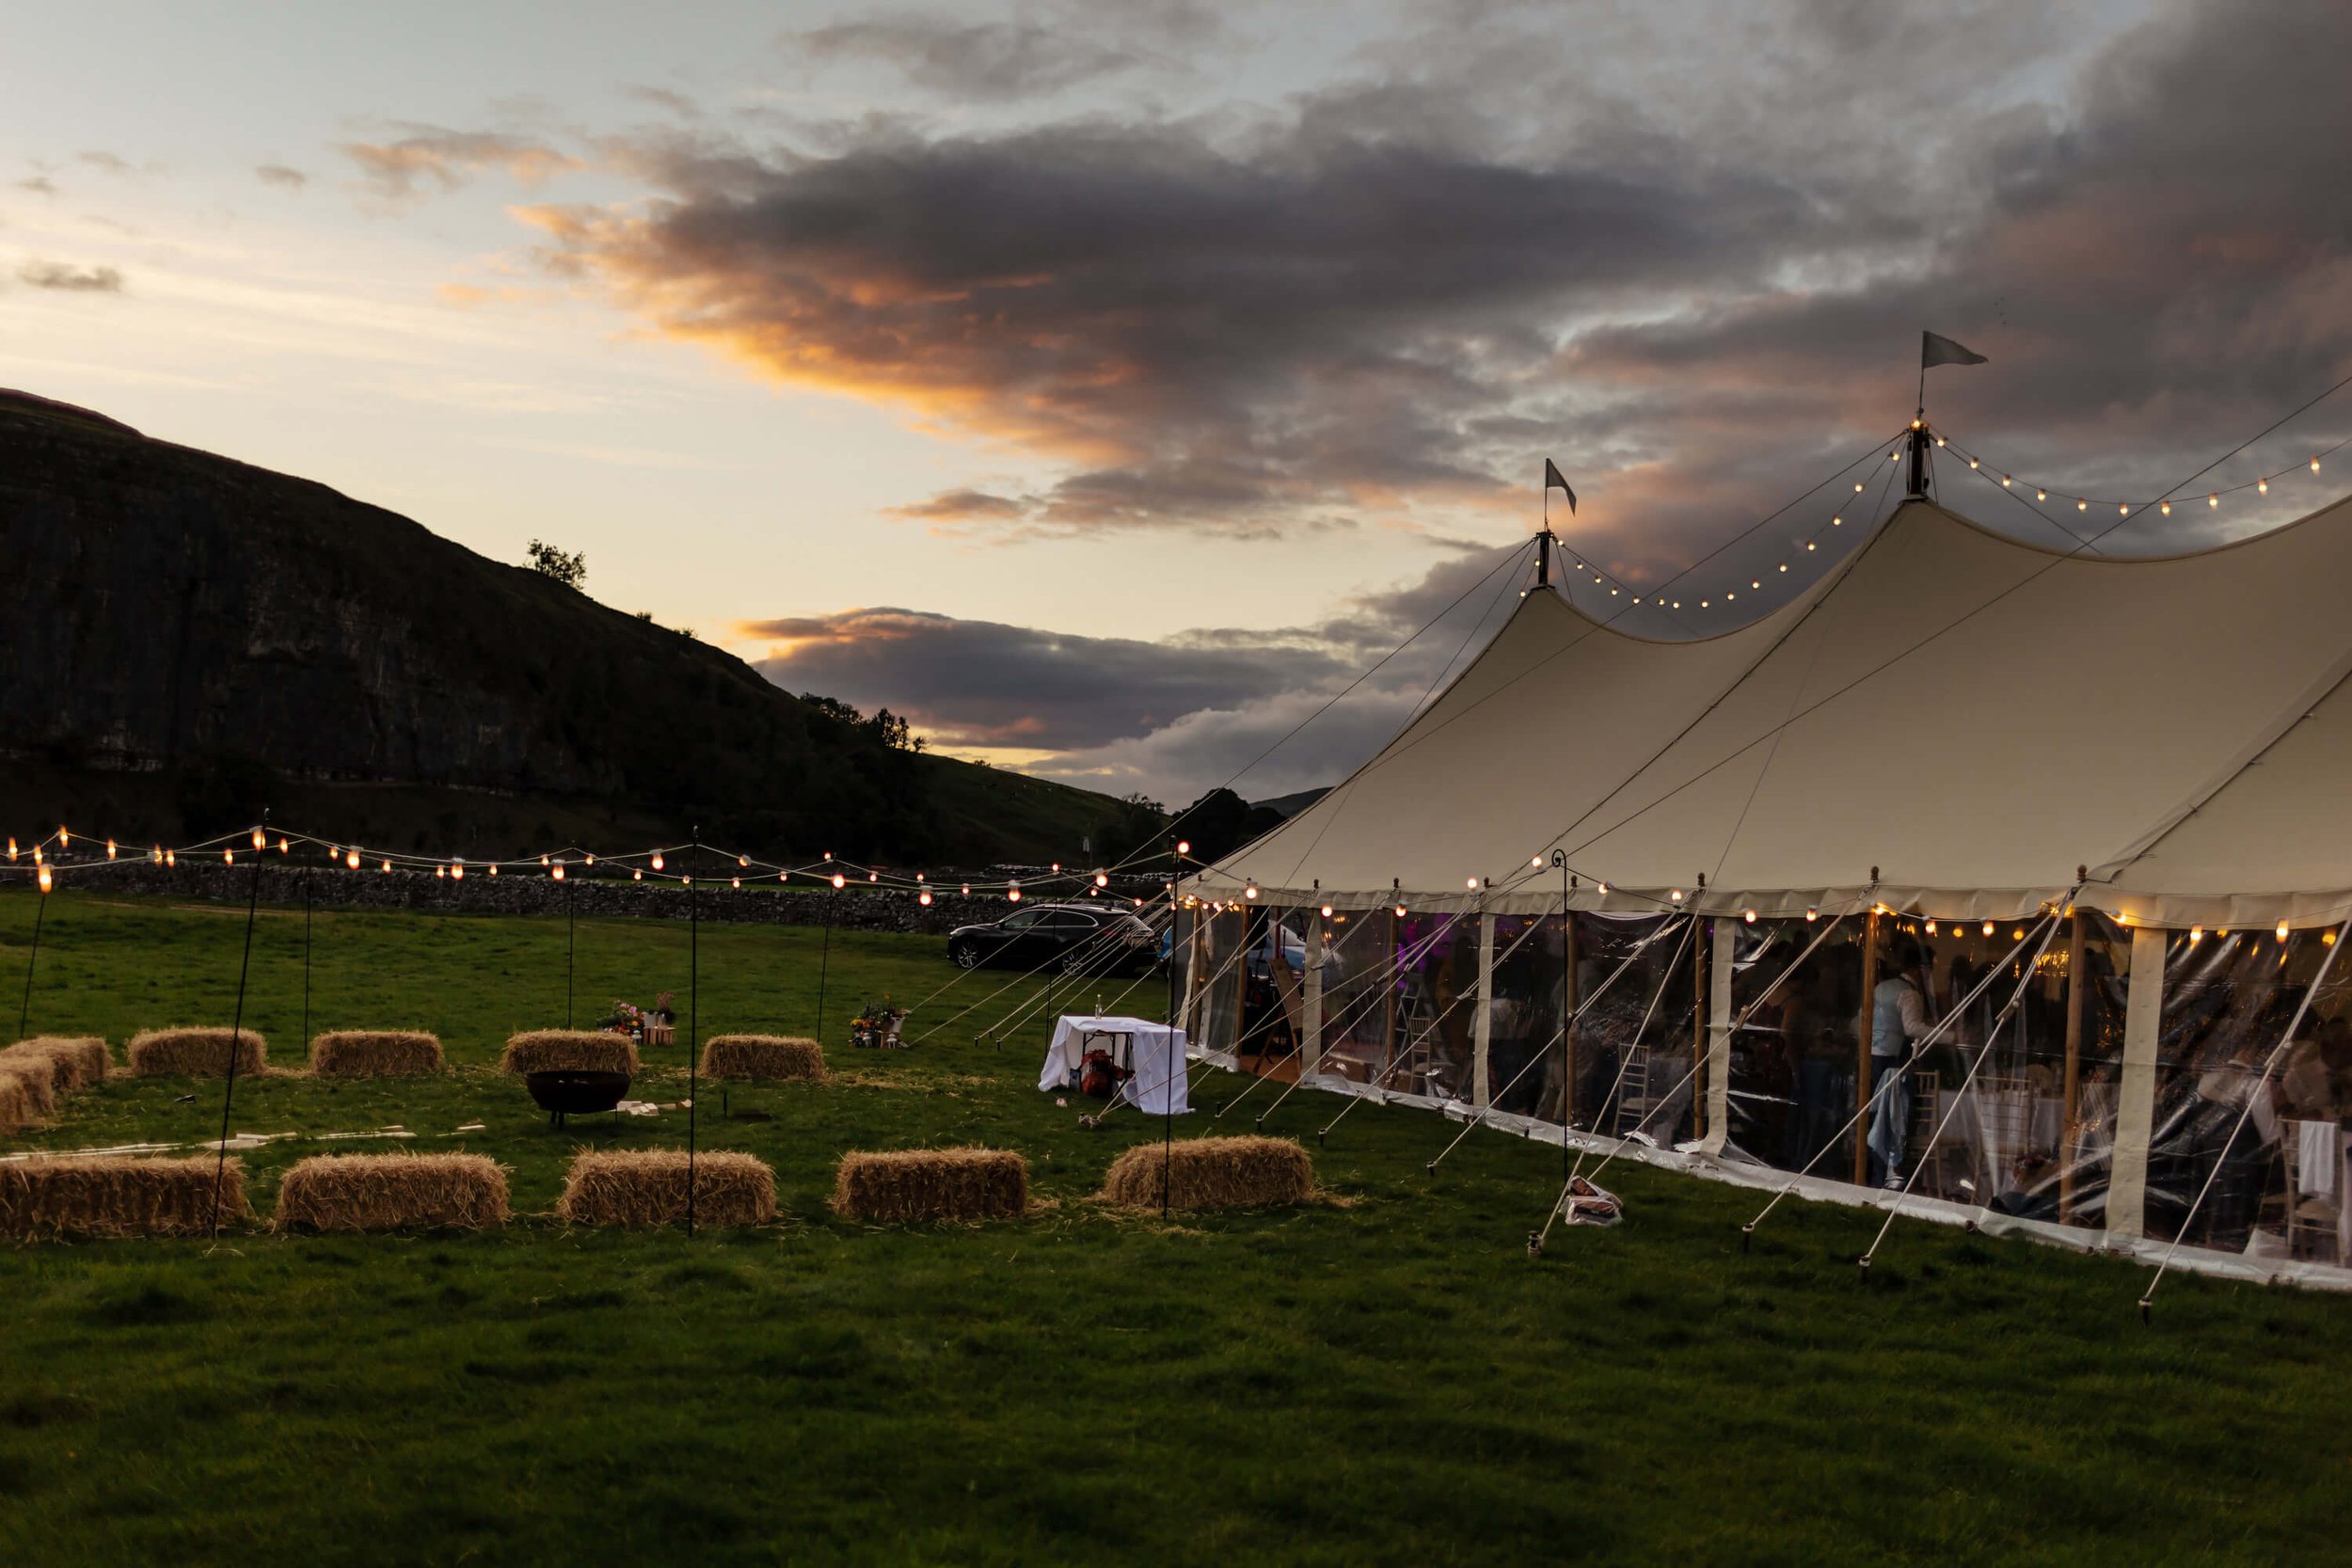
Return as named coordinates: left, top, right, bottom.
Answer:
left=7, top=0, right=2349, bottom=803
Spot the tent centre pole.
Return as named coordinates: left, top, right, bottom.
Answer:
left=1853, top=879, right=1882, bottom=1186
left=2058, top=896, right=2087, bottom=1223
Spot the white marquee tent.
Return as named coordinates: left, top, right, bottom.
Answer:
left=1176, top=483, right=2352, bottom=1286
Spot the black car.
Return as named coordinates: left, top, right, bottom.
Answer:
left=946, top=902, right=1157, bottom=975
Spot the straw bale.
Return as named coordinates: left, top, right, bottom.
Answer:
left=273, top=1153, right=507, bottom=1232
left=832, top=1148, right=1029, bottom=1224
left=1099, top=1135, right=1315, bottom=1212
left=2, top=1036, right=109, bottom=1093
left=0, top=1072, right=36, bottom=1134
left=699, top=1034, right=826, bottom=1082
left=501, top=1030, right=639, bottom=1076
left=555, top=1149, right=775, bottom=1228
left=0, top=1156, right=249, bottom=1239
left=125, top=1027, right=266, bottom=1078
left=0, top=1065, right=56, bottom=1124
left=310, top=1030, right=445, bottom=1078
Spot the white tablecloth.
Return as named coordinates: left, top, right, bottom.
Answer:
left=1040, top=1015, right=1190, bottom=1115
left=1934, top=1088, right=2065, bottom=1196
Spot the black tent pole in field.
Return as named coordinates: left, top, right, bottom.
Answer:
left=1164, top=841, right=1180, bottom=1218
left=301, top=863, right=313, bottom=1049
left=565, top=872, right=577, bottom=1029
left=816, top=879, right=835, bottom=1042
left=687, top=830, right=699, bottom=1239
left=1552, top=850, right=1570, bottom=1201
left=17, top=870, right=48, bottom=1041
left=212, top=814, right=268, bottom=1239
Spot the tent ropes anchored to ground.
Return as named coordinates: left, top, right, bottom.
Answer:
left=1173, top=414, right=2352, bottom=1291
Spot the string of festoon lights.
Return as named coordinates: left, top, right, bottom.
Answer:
left=1552, top=431, right=1912, bottom=617
left=1935, top=425, right=2351, bottom=520
left=0, top=823, right=1171, bottom=911
left=1547, top=418, right=2352, bottom=623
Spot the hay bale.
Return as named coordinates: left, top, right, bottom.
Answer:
left=272, top=1153, right=507, bottom=1232
left=555, top=1149, right=775, bottom=1228
left=125, top=1028, right=266, bottom=1078
left=1, top=1036, right=109, bottom=1093
left=0, top=1156, right=249, bottom=1238
left=310, top=1030, right=444, bottom=1078
left=699, top=1034, right=826, bottom=1082
left=0, top=1066, right=56, bottom=1125
left=1099, top=1135, right=1314, bottom=1211
left=832, top=1148, right=1029, bottom=1224
left=501, top=1030, right=638, bottom=1076
left=0, top=1072, right=38, bottom=1134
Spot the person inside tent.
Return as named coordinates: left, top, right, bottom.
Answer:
left=1866, top=934, right=1932, bottom=1189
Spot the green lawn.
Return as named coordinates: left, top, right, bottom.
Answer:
left=0, top=886, right=2345, bottom=1565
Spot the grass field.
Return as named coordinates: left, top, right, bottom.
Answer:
left=1, top=885, right=2347, bottom=1565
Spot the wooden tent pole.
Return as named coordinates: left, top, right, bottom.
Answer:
left=1854, top=901, right=1881, bottom=1186
left=1561, top=908, right=1580, bottom=1125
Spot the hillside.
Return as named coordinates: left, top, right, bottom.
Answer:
left=0, top=389, right=1124, bottom=863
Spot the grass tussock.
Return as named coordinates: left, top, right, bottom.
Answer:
left=310, top=1030, right=445, bottom=1078
left=555, top=1150, right=775, bottom=1228
left=272, top=1153, right=507, bottom=1232
left=1, top=1037, right=110, bottom=1093
left=832, top=1148, right=1029, bottom=1224
left=125, top=1028, right=266, bottom=1079
left=699, top=1034, right=825, bottom=1082
left=1099, top=1135, right=1315, bottom=1212
left=0, top=1156, right=247, bottom=1239
left=501, top=1031, right=638, bottom=1076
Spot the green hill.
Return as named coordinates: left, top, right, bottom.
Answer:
left=0, top=388, right=1123, bottom=863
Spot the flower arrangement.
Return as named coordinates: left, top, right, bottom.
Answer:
left=596, top=999, right=645, bottom=1036
left=850, top=997, right=907, bottom=1049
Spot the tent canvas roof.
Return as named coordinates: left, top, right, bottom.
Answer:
left=1190, top=494, right=2352, bottom=928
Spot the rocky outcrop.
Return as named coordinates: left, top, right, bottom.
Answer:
left=0, top=392, right=1117, bottom=862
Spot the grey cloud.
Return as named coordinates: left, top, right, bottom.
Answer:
left=342, top=124, right=581, bottom=199
left=743, top=540, right=1529, bottom=800
left=255, top=163, right=308, bottom=189
left=790, top=16, right=1144, bottom=100
left=18, top=261, right=123, bottom=293
left=532, top=114, right=1820, bottom=540
left=13, top=176, right=56, bottom=196
left=76, top=150, right=135, bottom=176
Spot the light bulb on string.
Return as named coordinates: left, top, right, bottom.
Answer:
left=552, top=864, right=565, bottom=881
left=1009, top=884, right=1023, bottom=902
left=732, top=877, right=740, bottom=890
left=961, top=884, right=971, bottom=895
left=2037, top=488, right=2047, bottom=501
left=739, top=855, right=749, bottom=868
left=150, top=847, right=162, bottom=864
left=1322, top=905, right=1335, bottom=918
left=278, top=836, right=290, bottom=854
left=105, top=839, right=116, bottom=860
left=651, top=853, right=663, bottom=871
left=451, top=859, right=465, bottom=881
left=2001, top=475, right=2012, bottom=487
left=2189, top=926, right=2202, bottom=942
left=1051, top=863, right=1060, bottom=874
left=1743, top=910, right=1756, bottom=923
left=59, top=827, right=70, bottom=847
left=251, top=827, right=266, bottom=850
left=224, top=849, right=234, bottom=864
left=380, top=860, right=390, bottom=873
left=867, top=871, right=878, bottom=883
left=2259, top=478, right=2269, bottom=495
left=2161, top=502, right=2171, bottom=515
left=585, top=854, right=595, bottom=866
left=2076, top=499, right=2088, bottom=512
left=2314, top=458, right=2324, bottom=473
left=1394, top=903, right=1407, bottom=917
left=38, top=865, right=52, bottom=894
left=832, top=873, right=847, bottom=890
left=488, top=864, right=498, bottom=877
left=2209, top=494, right=2219, bottom=507
left=167, top=849, right=176, bottom=867
left=1805, top=908, right=1818, bottom=922
left=919, top=890, right=932, bottom=907
left=1245, top=883, right=1258, bottom=900
left=633, top=869, right=643, bottom=881
left=1175, top=841, right=1190, bottom=856
left=2278, top=922, right=2291, bottom=942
